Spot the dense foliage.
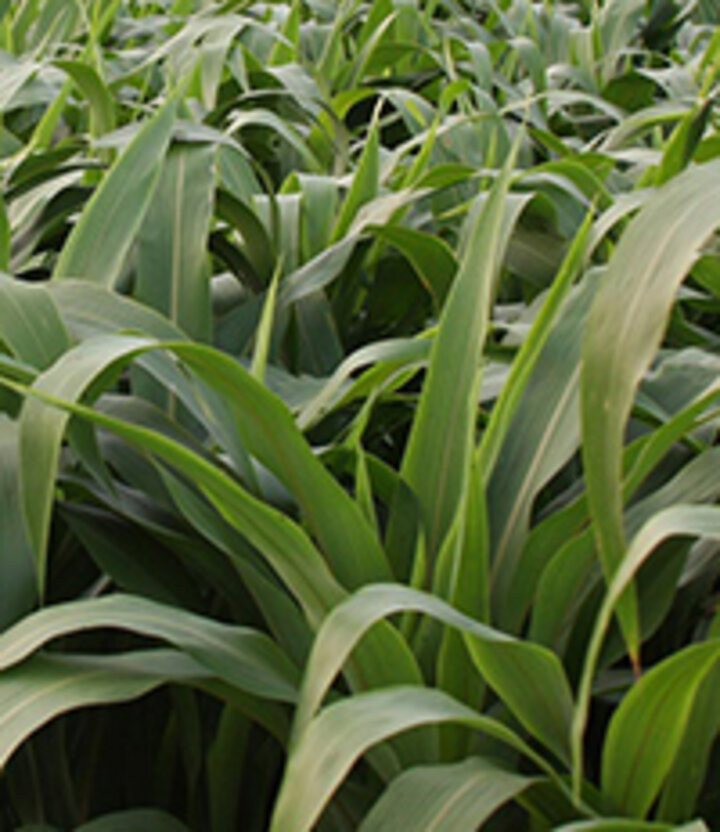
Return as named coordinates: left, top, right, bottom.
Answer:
left=0, top=0, right=718, bottom=829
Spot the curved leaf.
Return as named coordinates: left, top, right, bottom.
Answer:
left=573, top=505, right=720, bottom=801
left=359, top=757, right=537, bottom=831
left=76, top=809, right=189, bottom=832
left=272, top=686, right=561, bottom=832
left=291, top=584, right=573, bottom=766
left=54, top=59, right=115, bottom=137
left=0, top=274, right=71, bottom=370
left=0, top=650, right=205, bottom=769
left=19, top=334, right=392, bottom=593
left=2, top=373, right=427, bottom=762
left=581, top=159, right=720, bottom=657
left=0, top=594, right=299, bottom=701
left=602, top=642, right=719, bottom=819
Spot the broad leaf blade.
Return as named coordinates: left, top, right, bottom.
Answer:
left=54, top=59, right=115, bottom=137
left=0, top=274, right=71, bottom=370
left=396, top=156, right=516, bottom=565
left=19, top=335, right=153, bottom=590
left=602, top=642, right=719, bottom=819
left=0, top=651, right=205, bottom=769
left=0, top=594, right=299, bottom=701
left=292, top=584, right=573, bottom=766
left=581, top=159, right=720, bottom=658
left=4, top=374, right=426, bottom=761
left=53, top=98, right=177, bottom=286
left=272, top=686, right=555, bottom=832
left=573, top=505, right=720, bottom=800
left=359, top=757, right=536, bottom=831
left=136, top=142, right=215, bottom=342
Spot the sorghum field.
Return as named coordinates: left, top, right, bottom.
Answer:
left=0, top=0, right=718, bottom=829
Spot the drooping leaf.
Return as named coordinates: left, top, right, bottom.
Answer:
left=0, top=274, right=71, bottom=370
left=273, top=686, right=560, bottom=832
left=0, top=594, right=299, bottom=701
left=359, top=757, right=537, bottom=832
left=291, top=584, right=573, bottom=767
left=54, top=59, right=115, bottom=138
left=2, top=373, right=427, bottom=760
left=19, top=334, right=153, bottom=591
left=581, top=159, right=720, bottom=658
left=0, top=650, right=206, bottom=769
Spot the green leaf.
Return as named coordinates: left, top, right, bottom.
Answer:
left=371, top=224, right=457, bottom=309
left=136, top=142, right=215, bottom=342
left=0, top=594, right=299, bottom=701
left=297, top=335, right=429, bottom=431
left=291, top=289, right=343, bottom=376
left=207, top=707, right=250, bottom=832
left=657, top=661, right=720, bottom=822
left=228, top=109, right=321, bottom=173
left=330, top=119, right=380, bottom=243
left=18, top=333, right=391, bottom=594
left=656, top=101, right=713, bottom=186
left=272, top=686, right=559, bottom=832
left=0, top=58, right=39, bottom=112
left=602, top=641, right=719, bottom=819
left=291, top=584, right=573, bottom=767
left=61, top=502, right=205, bottom=609
left=19, top=334, right=153, bottom=592
left=487, top=260, right=600, bottom=630
left=215, top=189, right=275, bottom=287
left=0, top=650, right=206, bottom=769
left=54, top=59, right=115, bottom=138
left=573, top=505, right=720, bottom=803
left=531, top=391, right=720, bottom=651
left=293, top=174, right=338, bottom=260
left=15, top=349, right=332, bottom=616
left=581, top=159, right=720, bottom=660
left=0, top=418, right=36, bottom=629
left=3, top=371, right=425, bottom=752
left=268, top=0, right=300, bottom=66
left=0, top=274, right=71, bottom=370
left=394, top=153, right=516, bottom=565
left=250, top=260, right=282, bottom=383
left=53, top=97, right=177, bottom=286
left=50, top=280, right=186, bottom=342
left=0, top=196, right=9, bottom=271
left=477, top=207, right=594, bottom=485
left=554, top=821, right=685, bottom=831
left=359, top=757, right=537, bottom=831
left=155, top=469, right=313, bottom=667
left=170, top=343, right=393, bottom=587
